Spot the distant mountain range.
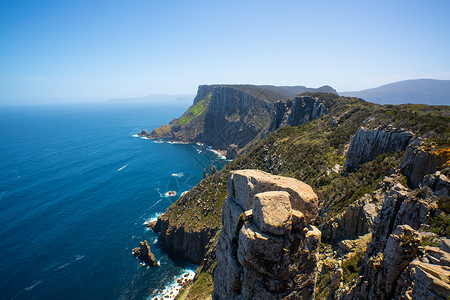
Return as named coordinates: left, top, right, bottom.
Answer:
left=340, top=79, right=450, bottom=105
left=108, top=94, right=194, bottom=104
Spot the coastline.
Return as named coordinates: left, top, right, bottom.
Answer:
left=148, top=270, right=195, bottom=300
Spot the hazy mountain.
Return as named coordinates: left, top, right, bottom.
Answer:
left=108, top=94, right=194, bottom=104
left=340, top=79, right=450, bottom=105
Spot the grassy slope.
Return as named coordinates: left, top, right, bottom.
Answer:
left=165, top=93, right=450, bottom=298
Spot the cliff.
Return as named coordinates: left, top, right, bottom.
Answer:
left=336, top=181, right=450, bottom=299
left=270, top=95, right=325, bottom=131
left=151, top=93, right=449, bottom=299
left=141, top=84, right=336, bottom=154
left=213, top=170, right=320, bottom=299
left=344, top=126, right=414, bottom=172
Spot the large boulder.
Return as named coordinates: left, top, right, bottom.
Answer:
left=252, top=191, right=292, bottom=236
left=228, top=169, right=318, bottom=222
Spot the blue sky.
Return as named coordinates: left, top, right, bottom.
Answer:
left=1, top=0, right=449, bottom=104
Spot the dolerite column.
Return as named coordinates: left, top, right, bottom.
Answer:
left=213, top=169, right=321, bottom=300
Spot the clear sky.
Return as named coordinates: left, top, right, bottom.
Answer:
left=1, top=0, right=449, bottom=104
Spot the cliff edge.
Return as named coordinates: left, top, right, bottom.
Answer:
left=140, top=84, right=336, bottom=156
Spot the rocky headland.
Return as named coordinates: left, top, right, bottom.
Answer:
left=139, top=84, right=336, bottom=157
left=142, top=89, right=449, bottom=299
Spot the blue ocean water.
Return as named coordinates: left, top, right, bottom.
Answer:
left=0, top=103, right=226, bottom=299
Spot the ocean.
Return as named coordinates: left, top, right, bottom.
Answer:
left=0, top=103, right=226, bottom=299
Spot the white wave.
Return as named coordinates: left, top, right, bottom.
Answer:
left=180, top=191, right=189, bottom=197
left=206, top=148, right=227, bottom=160
left=147, top=199, right=162, bottom=210
left=55, top=263, right=71, bottom=270
left=164, top=191, right=176, bottom=197
left=152, top=140, right=164, bottom=143
left=148, top=270, right=195, bottom=300
left=171, top=172, right=184, bottom=178
left=131, top=134, right=140, bottom=137
left=75, top=255, right=85, bottom=261
left=117, top=163, right=129, bottom=171
left=140, top=136, right=150, bottom=140
left=168, top=141, right=189, bottom=145
left=25, top=280, right=42, bottom=291
left=143, top=213, right=162, bottom=225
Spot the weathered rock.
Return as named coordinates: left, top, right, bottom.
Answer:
left=344, top=126, right=414, bottom=171
left=252, top=191, right=292, bottom=235
left=270, top=96, right=325, bottom=132
left=424, top=170, right=450, bottom=197
left=146, top=220, right=157, bottom=231
left=155, top=216, right=217, bottom=265
left=228, top=169, right=318, bottom=222
left=226, top=144, right=238, bottom=160
left=345, top=225, right=420, bottom=300
left=138, top=129, right=149, bottom=136
left=395, top=259, right=450, bottom=299
left=322, top=194, right=381, bottom=243
left=400, top=139, right=448, bottom=188
left=214, top=170, right=320, bottom=300
left=132, top=240, right=158, bottom=267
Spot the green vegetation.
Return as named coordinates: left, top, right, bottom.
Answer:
left=179, top=93, right=211, bottom=126
left=342, top=251, right=365, bottom=284
left=152, top=124, right=172, bottom=136
left=161, top=93, right=450, bottom=299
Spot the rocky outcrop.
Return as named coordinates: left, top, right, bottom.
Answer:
left=226, top=144, right=238, bottom=159
left=337, top=177, right=450, bottom=299
left=423, top=170, right=450, bottom=197
left=132, top=240, right=158, bottom=266
left=321, top=174, right=405, bottom=243
left=270, top=96, right=325, bottom=131
left=137, top=129, right=149, bottom=136
left=213, top=170, right=321, bottom=300
left=401, top=139, right=449, bottom=188
left=345, top=225, right=421, bottom=299
left=344, top=126, right=414, bottom=171
left=155, top=216, right=217, bottom=265
left=322, top=196, right=379, bottom=244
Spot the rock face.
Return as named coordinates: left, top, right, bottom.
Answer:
left=423, top=170, right=450, bottom=198
left=339, top=180, right=450, bottom=299
left=269, top=96, right=325, bottom=131
left=132, top=240, right=158, bottom=267
left=155, top=217, right=217, bottom=265
left=344, top=127, right=414, bottom=171
left=321, top=174, right=408, bottom=243
left=213, top=170, right=321, bottom=300
left=322, top=187, right=381, bottom=243
left=401, top=139, right=449, bottom=188
left=145, top=84, right=336, bottom=151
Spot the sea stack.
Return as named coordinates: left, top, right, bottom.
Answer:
left=132, top=240, right=158, bottom=267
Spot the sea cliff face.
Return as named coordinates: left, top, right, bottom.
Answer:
left=142, top=85, right=336, bottom=155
